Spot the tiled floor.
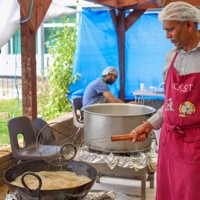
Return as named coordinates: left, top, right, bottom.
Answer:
left=92, top=175, right=156, bottom=200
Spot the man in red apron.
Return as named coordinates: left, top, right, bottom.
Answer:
left=130, top=2, right=200, bottom=200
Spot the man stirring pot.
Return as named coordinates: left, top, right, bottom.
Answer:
left=130, top=2, right=200, bottom=200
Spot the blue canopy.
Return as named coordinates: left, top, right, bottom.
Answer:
left=69, top=8, right=173, bottom=101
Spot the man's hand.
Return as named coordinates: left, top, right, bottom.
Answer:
left=130, top=121, right=153, bottom=142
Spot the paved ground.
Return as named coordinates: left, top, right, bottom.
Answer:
left=92, top=176, right=156, bottom=200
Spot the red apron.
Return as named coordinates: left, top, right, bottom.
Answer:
left=156, top=53, right=200, bottom=200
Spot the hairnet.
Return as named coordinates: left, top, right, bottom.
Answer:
left=102, top=66, right=118, bottom=76
left=158, top=1, right=200, bottom=23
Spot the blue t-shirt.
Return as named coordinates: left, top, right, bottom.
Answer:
left=83, top=78, right=109, bottom=107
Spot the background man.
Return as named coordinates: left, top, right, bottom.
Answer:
left=82, top=66, right=123, bottom=107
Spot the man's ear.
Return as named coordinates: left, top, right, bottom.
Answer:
left=186, top=20, right=195, bottom=32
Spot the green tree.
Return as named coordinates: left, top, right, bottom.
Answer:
left=40, top=18, right=79, bottom=120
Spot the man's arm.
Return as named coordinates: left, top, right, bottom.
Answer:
left=103, top=91, right=124, bottom=103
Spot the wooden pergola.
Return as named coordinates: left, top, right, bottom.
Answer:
left=18, top=0, right=200, bottom=119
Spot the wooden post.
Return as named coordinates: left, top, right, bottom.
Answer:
left=18, top=0, right=52, bottom=119
left=20, top=11, right=37, bottom=118
left=110, top=9, right=146, bottom=101
left=116, top=10, right=126, bottom=101
left=110, top=9, right=126, bottom=101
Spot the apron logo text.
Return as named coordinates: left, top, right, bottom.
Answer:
left=172, top=83, right=194, bottom=93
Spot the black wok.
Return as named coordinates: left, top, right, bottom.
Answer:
left=4, top=160, right=97, bottom=200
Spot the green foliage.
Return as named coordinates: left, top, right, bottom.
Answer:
left=0, top=99, right=22, bottom=146
left=39, top=18, right=79, bottom=120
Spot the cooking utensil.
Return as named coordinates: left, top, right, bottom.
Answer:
left=83, top=103, right=155, bottom=153
left=111, top=134, right=133, bottom=141
left=36, top=122, right=78, bottom=167
left=4, top=160, right=97, bottom=200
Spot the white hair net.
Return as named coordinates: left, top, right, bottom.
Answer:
left=158, top=1, right=200, bottom=23
left=102, top=66, right=118, bottom=76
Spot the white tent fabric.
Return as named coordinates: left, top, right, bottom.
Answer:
left=43, top=1, right=78, bottom=22
left=0, top=0, right=20, bottom=49
left=0, top=0, right=77, bottom=48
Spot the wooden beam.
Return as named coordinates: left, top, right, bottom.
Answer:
left=163, top=0, right=200, bottom=6
left=110, top=10, right=125, bottom=101
left=34, top=0, right=40, bottom=6
left=85, top=0, right=163, bottom=9
left=17, top=0, right=52, bottom=33
left=18, top=0, right=37, bottom=32
left=132, top=1, right=163, bottom=9
left=110, top=8, right=146, bottom=101
left=21, top=11, right=37, bottom=119
left=125, top=9, right=146, bottom=31
left=116, top=10, right=126, bottom=101
left=85, top=0, right=200, bottom=9
left=36, top=0, right=52, bottom=32
left=18, top=0, right=52, bottom=119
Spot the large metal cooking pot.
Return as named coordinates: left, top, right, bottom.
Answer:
left=83, top=103, right=156, bottom=153
left=4, top=160, right=97, bottom=200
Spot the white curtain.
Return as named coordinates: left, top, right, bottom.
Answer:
left=0, top=0, right=77, bottom=49
left=0, top=0, right=20, bottom=48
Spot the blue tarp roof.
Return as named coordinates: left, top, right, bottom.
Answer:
left=69, top=8, right=173, bottom=101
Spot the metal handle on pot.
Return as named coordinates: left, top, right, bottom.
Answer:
left=21, top=172, right=42, bottom=195
left=111, top=134, right=133, bottom=141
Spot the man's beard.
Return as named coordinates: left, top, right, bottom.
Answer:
left=106, top=78, right=114, bottom=85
